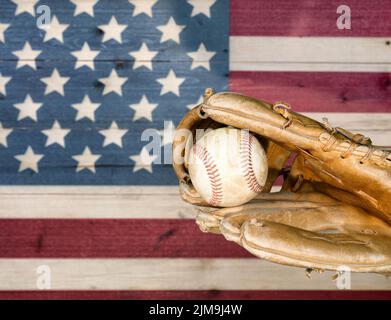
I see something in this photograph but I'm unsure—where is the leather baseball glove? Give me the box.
[172,89,391,275]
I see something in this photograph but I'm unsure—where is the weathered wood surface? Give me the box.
[1,258,390,290]
[0,186,193,218]
[0,185,280,218]
[231,0,391,37]
[0,217,252,258]
[0,0,390,293]
[230,36,391,72]
[0,0,229,185]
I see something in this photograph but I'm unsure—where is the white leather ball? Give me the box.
[188,127,268,207]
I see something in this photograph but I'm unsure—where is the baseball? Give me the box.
[188,127,268,207]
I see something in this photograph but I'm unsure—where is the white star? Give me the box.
[130,95,158,122]
[70,0,98,16]
[188,0,216,18]
[157,69,185,96]
[99,121,128,148]
[0,123,12,147]
[73,147,101,173]
[99,16,127,43]
[71,42,99,70]
[130,147,157,173]
[14,95,42,121]
[129,42,158,70]
[12,0,39,16]
[157,17,185,43]
[99,70,127,96]
[187,95,203,110]
[13,42,41,70]
[15,146,43,173]
[42,121,70,148]
[187,43,216,70]
[43,16,69,43]
[71,95,101,121]
[0,23,10,42]
[158,121,176,146]
[40,69,70,96]
[129,0,158,17]
[0,73,11,96]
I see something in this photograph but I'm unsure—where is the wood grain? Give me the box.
[0,186,192,218]
[1,290,390,300]
[230,71,391,112]
[0,218,252,258]
[302,113,391,146]
[231,0,391,37]
[230,36,391,72]
[0,185,281,218]
[0,258,390,290]
[0,0,390,294]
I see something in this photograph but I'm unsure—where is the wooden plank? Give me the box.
[1,290,390,300]
[0,258,390,290]
[0,219,251,258]
[0,0,229,52]
[230,36,391,72]
[302,113,391,146]
[230,71,391,112]
[304,113,391,131]
[0,61,225,184]
[230,62,391,73]
[0,60,225,127]
[231,0,391,37]
[0,185,278,218]
[0,186,193,219]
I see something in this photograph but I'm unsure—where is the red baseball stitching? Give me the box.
[240,131,263,193]
[193,144,223,206]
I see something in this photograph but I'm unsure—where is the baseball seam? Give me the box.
[240,131,263,193]
[193,144,223,206]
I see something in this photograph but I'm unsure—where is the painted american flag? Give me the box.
[0,0,390,299]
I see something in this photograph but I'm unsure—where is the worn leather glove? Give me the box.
[172,89,391,274]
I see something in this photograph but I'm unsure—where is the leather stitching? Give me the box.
[319,132,391,166]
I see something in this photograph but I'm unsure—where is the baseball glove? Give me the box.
[172,88,391,274]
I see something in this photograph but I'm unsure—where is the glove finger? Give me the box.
[195,211,222,234]
[202,91,322,153]
[253,191,337,204]
[195,202,289,237]
[240,218,391,273]
[197,192,337,217]
[219,203,391,243]
[193,193,339,240]
[179,180,210,206]
[191,195,313,222]
[195,205,231,234]
[220,206,336,243]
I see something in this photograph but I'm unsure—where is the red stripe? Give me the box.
[0,219,251,258]
[0,290,390,300]
[230,72,391,112]
[231,0,391,36]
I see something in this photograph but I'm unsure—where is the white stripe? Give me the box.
[0,185,279,219]
[304,113,391,131]
[303,113,391,146]
[0,186,194,219]
[230,36,391,72]
[2,258,390,290]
